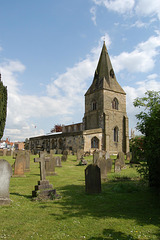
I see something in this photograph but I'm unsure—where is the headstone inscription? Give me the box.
[32,152,57,200]
[0,159,13,205]
[85,164,101,194]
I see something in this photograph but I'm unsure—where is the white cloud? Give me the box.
[136,0,160,20]
[112,33,160,73]
[92,0,135,14]
[124,78,160,136]
[90,6,97,25]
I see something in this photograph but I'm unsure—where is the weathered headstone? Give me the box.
[45,154,57,176]
[57,149,62,154]
[106,158,113,173]
[13,152,25,177]
[24,151,30,172]
[105,151,110,160]
[76,149,84,161]
[61,155,67,161]
[85,164,101,194]
[54,156,62,167]
[32,152,58,200]
[117,152,125,168]
[93,150,105,164]
[50,149,56,155]
[0,159,13,205]
[114,160,121,172]
[98,157,107,179]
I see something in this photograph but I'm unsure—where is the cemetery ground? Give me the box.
[0,154,160,240]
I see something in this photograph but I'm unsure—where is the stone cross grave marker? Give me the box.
[34,151,50,181]
[0,159,13,205]
[32,151,58,200]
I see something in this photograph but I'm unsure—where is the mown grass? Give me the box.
[0,154,160,240]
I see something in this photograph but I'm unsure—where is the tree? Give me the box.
[133,90,160,188]
[50,124,63,133]
[0,79,7,140]
[24,138,29,150]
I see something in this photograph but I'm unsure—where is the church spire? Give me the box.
[85,41,125,95]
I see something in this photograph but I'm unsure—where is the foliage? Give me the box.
[133,90,160,188]
[24,138,29,150]
[50,124,63,133]
[0,80,7,140]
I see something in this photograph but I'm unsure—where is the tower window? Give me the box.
[114,126,119,142]
[112,98,119,110]
[92,101,97,110]
[91,137,99,148]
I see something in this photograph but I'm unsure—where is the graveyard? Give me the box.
[0,152,160,240]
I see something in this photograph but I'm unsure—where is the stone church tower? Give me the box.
[83,42,129,154]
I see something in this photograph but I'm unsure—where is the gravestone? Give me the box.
[32,151,58,200]
[85,164,101,194]
[114,160,121,172]
[106,158,113,173]
[61,155,67,162]
[93,150,105,164]
[76,149,84,161]
[3,149,7,156]
[54,156,62,167]
[98,157,107,179]
[24,151,30,172]
[50,149,56,155]
[45,154,57,176]
[0,159,13,205]
[117,152,125,168]
[57,149,62,154]
[13,152,25,177]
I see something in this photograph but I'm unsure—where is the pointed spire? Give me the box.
[85,42,125,95]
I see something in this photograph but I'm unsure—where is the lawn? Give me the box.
[0,154,160,240]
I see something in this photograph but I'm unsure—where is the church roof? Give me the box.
[85,42,125,95]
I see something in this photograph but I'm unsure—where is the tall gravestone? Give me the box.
[13,152,25,177]
[76,149,84,161]
[85,164,101,194]
[54,156,62,167]
[98,157,107,179]
[0,159,13,205]
[117,152,125,168]
[114,159,121,172]
[106,158,113,173]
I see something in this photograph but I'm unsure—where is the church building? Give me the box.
[29,42,129,154]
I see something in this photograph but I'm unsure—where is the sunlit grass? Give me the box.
[0,154,159,240]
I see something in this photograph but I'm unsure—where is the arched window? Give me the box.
[92,101,97,110]
[91,137,99,148]
[114,126,119,142]
[112,98,119,110]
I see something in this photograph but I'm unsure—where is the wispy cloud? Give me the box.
[112,33,160,73]
[90,6,97,25]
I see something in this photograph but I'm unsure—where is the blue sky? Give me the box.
[0,0,160,141]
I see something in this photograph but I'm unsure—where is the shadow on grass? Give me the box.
[10,192,32,199]
[49,180,160,228]
[87,228,138,240]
